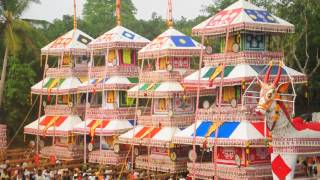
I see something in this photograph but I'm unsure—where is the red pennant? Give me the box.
[272,155,291,180]
[209,80,213,87]
[47,95,51,103]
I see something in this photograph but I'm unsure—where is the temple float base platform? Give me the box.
[88,150,129,165]
[135,154,188,173]
[40,145,83,161]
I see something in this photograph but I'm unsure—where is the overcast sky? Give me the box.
[22,0,213,22]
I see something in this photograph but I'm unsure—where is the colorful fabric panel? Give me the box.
[171,36,196,47]
[244,9,277,23]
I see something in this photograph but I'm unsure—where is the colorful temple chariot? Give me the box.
[73,0,150,166]
[172,0,307,179]
[24,0,93,161]
[117,0,208,173]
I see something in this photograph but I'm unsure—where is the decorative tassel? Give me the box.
[209,80,213,87]
[30,92,32,105]
[305,83,308,98]
[241,80,246,90]
[47,95,51,103]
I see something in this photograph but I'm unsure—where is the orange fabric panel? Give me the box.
[40,116,54,126]
[134,127,150,138]
[146,128,161,139]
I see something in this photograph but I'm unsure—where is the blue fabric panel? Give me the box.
[244,9,277,23]
[193,121,212,137]
[171,36,196,47]
[215,122,240,138]
[122,31,135,40]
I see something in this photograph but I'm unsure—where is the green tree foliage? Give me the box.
[82,0,137,37]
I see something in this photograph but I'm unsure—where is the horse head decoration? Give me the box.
[255,62,320,180]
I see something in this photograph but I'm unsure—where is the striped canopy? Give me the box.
[88,25,150,50]
[31,77,83,95]
[78,76,139,92]
[183,64,307,87]
[173,120,268,147]
[24,115,83,136]
[118,126,181,148]
[41,29,93,56]
[192,0,294,36]
[139,28,202,58]
[73,119,133,135]
[127,81,189,98]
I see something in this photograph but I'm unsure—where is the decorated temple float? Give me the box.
[117,0,213,173]
[73,0,150,166]
[24,4,93,161]
[172,0,307,179]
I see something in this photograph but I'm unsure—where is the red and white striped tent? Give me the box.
[24,115,82,136]
[119,126,181,148]
[73,119,133,136]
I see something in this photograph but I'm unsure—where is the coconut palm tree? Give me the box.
[0,0,39,108]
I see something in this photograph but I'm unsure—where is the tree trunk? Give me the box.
[0,47,9,108]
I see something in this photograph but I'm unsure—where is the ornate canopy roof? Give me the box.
[139,28,202,59]
[192,0,294,36]
[41,29,94,56]
[88,25,150,50]
[183,64,307,88]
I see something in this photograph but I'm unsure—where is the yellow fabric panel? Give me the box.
[107,91,115,103]
[159,58,167,70]
[123,49,132,64]
[79,77,88,83]
[105,136,114,146]
[226,36,235,52]
[158,98,167,111]
[62,95,69,104]
[108,50,116,63]
[62,55,71,66]
[223,86,236,102]
[210,65,223,80]
[205,122,222,137]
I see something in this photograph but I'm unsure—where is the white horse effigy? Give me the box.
[255,63,320,180]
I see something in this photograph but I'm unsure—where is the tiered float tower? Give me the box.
[24,0,93,161]
[117,0,211,173]
[173,0,307,179]
[73,0,150,165]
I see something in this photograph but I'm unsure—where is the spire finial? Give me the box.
[73,0,77,31]
[166,0,173,28]
[116,0,121,26]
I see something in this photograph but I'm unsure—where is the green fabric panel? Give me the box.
[203,68,215,78]
[139,83,149,91]
[223,66,235,77]
[236,86,241,99]
[43,78,53,88]
[128,77,139,83]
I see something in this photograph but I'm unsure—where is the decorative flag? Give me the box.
[272,155,291,180]
[122,31,135,40]
[244,9,277,23]
[171,36,195,47]
[77,34,92,45]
